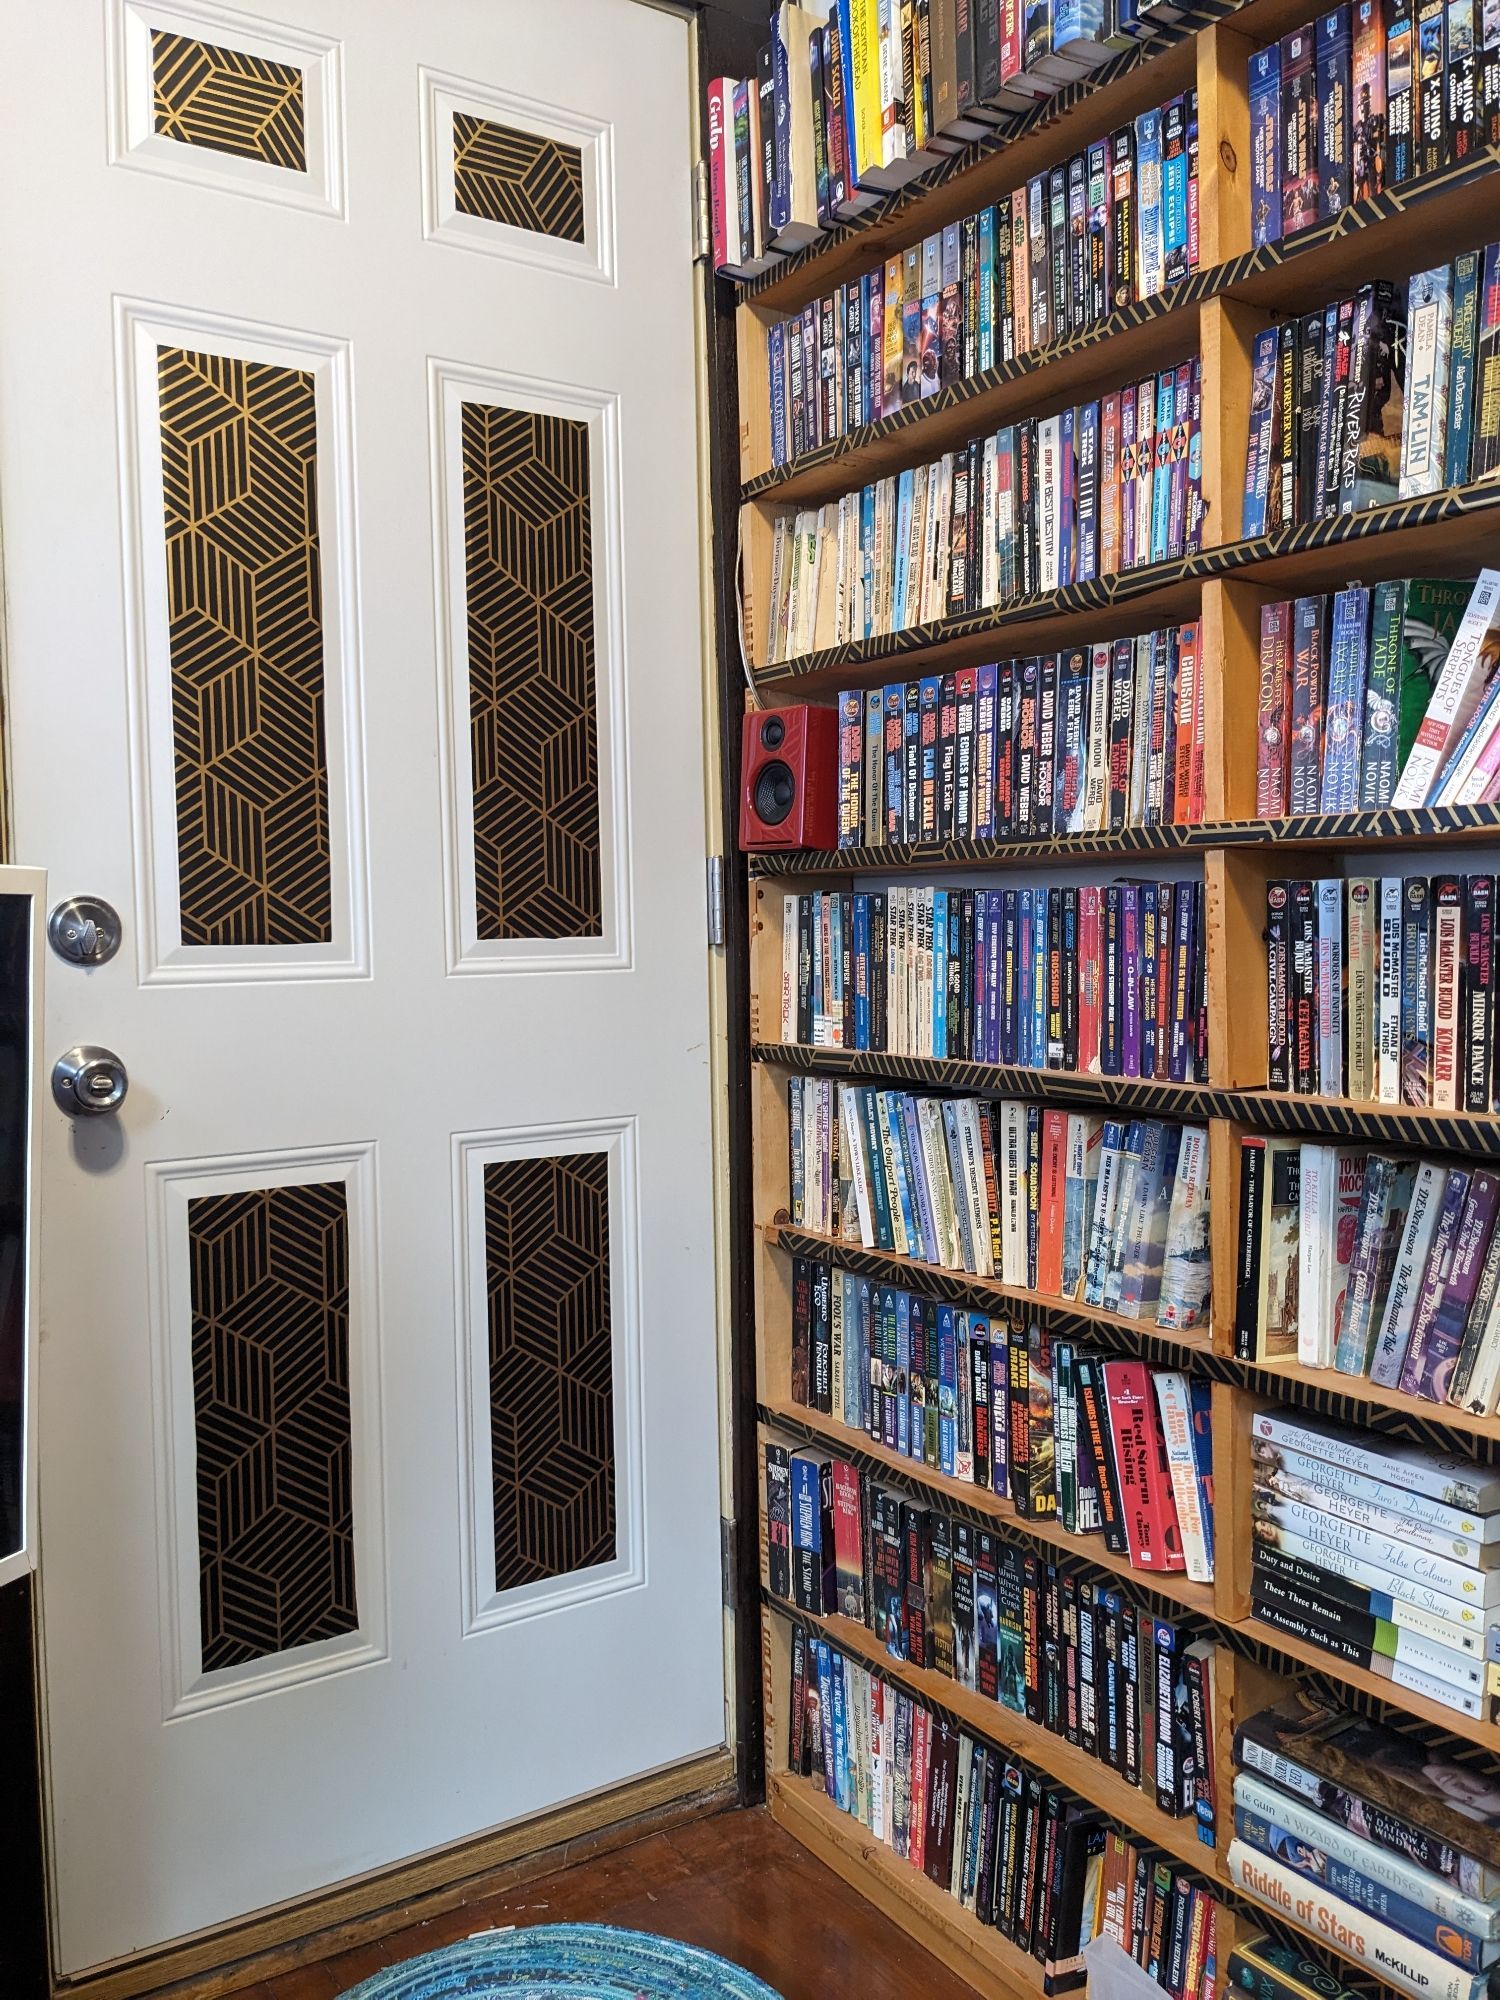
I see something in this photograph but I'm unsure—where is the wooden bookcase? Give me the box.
[724,0,1500,1992]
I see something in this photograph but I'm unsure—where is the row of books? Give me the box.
[1246,1410,1500,1735]
[768,1438,1218,1815]
[784,1623,1222,1994]
[762,93,1202,464]
[780,878,1209,1078]
[788,1078,1214,1328]
[1241,279,1403,529]
[761,361,1205,663]
[708,0,1181,279]
[1250,3,1500,249]
[1233,1143,1500,1415]
[1264,873,1498,1109]
[1233,1674,1500,1999]
[832,627,1208,850]
[786,1255,1216,1572]
[1252,576,1500,817]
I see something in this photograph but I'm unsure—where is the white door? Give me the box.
[0,0,725,1975]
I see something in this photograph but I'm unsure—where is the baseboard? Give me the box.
[56,1748,737,2000]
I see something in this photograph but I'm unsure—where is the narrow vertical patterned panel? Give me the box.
[462,402,602,940]
[190,1182,356,1669]
[486,1153,616,1591]
[152,29,308,171]
[159,345,333,946]
[451,112,586,244]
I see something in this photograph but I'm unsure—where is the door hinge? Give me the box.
[706,853,725,948]
[692,158,712,265]
[721,1516,737,1610]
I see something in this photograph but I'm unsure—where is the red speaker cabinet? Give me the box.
[738,704,839,852]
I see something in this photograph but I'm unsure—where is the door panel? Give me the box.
[0,0,723,1974]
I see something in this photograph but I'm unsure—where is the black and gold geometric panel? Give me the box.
[462,401,602,940]
[189,1181,356,1671]
[159,345,333,948]
[485,1152,616,1592]
[452,112,585,244]
[152,29,308,173]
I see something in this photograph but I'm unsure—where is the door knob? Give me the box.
[52,1046,128,1117]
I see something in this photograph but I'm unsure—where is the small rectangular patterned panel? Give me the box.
[152,29,308,172]
[190,1181,356,1670]
[452,112,585,244]
[462,402,602,939]
[486,1153,616,1592]
[160,345,333,946]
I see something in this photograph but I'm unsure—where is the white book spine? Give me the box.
[1460,1284,1500,1417]
[981,439,999,609]
[1256,1471,1495,1563]
[1153,1370,1212,1581]
[1233,1774,1499,1937]
[1251,1403,1500,1509]
[1002,1102,1027,1286]
[1257,1500,1500,1601]
[1084,1133,1124,1307]
[1398,277,1452,499]
[1432,889,1464,1109]
[1261,1522,1491,1625]
[1316,879,1344,1097]
[1084,642,1112,831]
[1298,1143,1331,1367]
[873,1094,908,1257]
[781,893,798,1042]
[1252,1432,1500,1540]
[1225,1841,1489,2000]
[1392,570,1500,806]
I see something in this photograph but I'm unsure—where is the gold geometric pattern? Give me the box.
[485,1153,616,1592]
[152,29,308,173]
[159,345,333,947]
[190,1181,356,1670]
[462,402,602,940]
[452,112,585,244]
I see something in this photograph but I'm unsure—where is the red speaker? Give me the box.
[738,704,839,852]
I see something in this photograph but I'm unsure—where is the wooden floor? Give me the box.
[228,1807,977,2000]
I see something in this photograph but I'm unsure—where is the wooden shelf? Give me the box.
[766,1596,1224,1879]
[767,1767,1051,1997]
[763,1219,1214,1367]
[757,1041,1500,1161]
[749,479,1500,692]
[1230,1351,1500,1447]
[759,1394,1219,1621]
[1230,1611,1500,1754]
[747,803,1500,875]
[744,152,1500,503]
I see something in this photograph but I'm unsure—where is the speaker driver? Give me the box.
[753,759,796,827]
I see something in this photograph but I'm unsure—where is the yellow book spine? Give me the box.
[849,0,882,180]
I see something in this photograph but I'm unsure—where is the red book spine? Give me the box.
[908,1705,930,1873]
[1037,1109,1068,1294]
[1103,1360,1186,1571]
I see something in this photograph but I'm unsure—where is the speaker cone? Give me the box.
[753,759,796,827]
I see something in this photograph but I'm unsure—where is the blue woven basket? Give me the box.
[340,1923,785,1999]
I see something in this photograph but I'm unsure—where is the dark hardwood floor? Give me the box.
[229,1808,977,2000]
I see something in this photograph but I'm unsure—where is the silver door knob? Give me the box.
[52,1046,128,1117]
